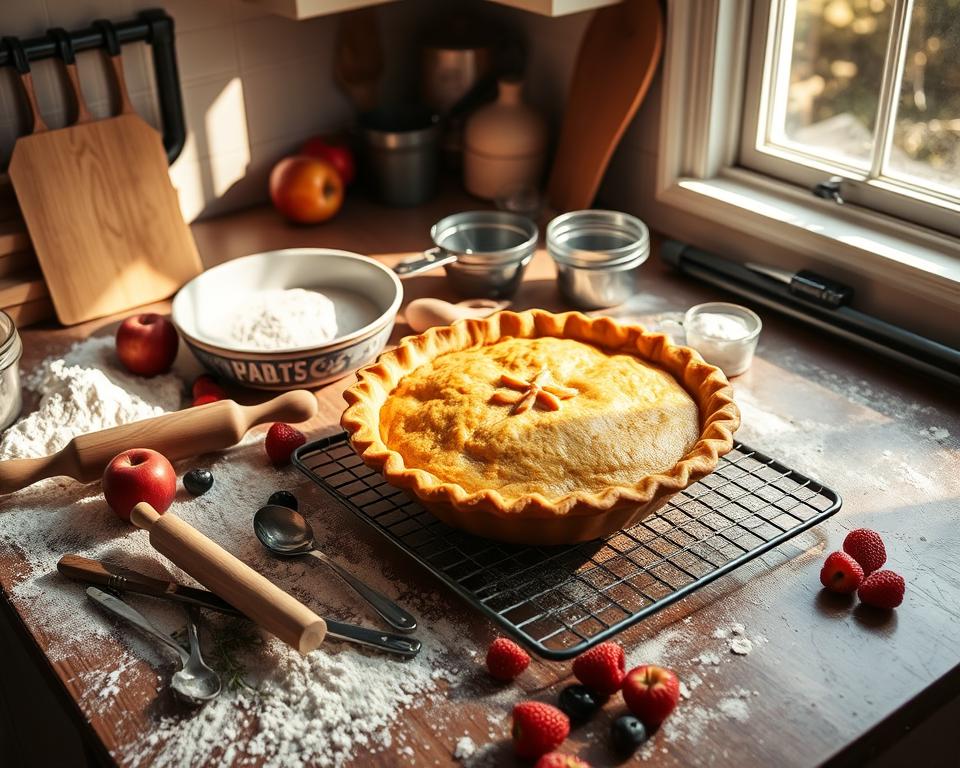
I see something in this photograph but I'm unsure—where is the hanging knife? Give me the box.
[57,554,421,658]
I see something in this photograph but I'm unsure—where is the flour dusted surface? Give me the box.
[0,336,466,767]
[0,336,182,459]
[228,288,338,351]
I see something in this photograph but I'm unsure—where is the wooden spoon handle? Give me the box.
[48,27,93,124]
[130,504,326,654]
[2,37,48,134]
[0,390,318,494]
[93,19,135,116]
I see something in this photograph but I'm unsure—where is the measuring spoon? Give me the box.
[254,504,417,633]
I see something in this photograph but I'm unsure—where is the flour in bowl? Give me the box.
[229,288,338,350]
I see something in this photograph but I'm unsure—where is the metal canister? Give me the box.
[0,310,23,431]
[360,108,441,207]
[547,210,650,309]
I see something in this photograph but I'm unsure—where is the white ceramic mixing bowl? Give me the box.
[172,249,402,390]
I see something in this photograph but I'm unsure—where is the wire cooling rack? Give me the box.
[294,434,841,660]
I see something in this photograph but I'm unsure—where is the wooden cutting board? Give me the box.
[545,0,664,213]
[5,32,201,325]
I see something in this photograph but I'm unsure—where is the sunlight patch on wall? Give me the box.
[206,77,250,197]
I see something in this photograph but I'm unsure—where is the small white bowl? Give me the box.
[683,301,762,377]
[172,248,402,390]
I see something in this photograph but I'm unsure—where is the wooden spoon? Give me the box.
[545,0,664,212]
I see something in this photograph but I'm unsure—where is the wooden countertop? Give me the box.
[3,191,959,767]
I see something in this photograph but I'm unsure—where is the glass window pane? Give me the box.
[886,0,960,197]
[767,0,893,168]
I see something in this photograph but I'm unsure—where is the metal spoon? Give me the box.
[254,504,417,633]
[174,606,221,702]
[87,587,221,704]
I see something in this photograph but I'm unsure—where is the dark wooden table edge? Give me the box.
[0,587,115,767]
[824,661,960,767]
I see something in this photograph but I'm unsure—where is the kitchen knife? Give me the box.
[58,555,421,658]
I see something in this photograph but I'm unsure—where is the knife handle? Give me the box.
[59,554,130,589]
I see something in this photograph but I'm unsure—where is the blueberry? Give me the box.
[610,715,648,755]
[267,490,298,511]
[558,684,602,724]
[183,468,213,496]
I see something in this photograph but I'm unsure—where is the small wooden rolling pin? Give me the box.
[0,390,318,495]
[130,502,327,654]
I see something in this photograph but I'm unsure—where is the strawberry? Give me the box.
[486,637,530,681]
[621,665,680,728]
[512,701,570,759]
[192,374,227,401]
[843,528,886,575]
[265,422,307,466]
[819,551,864,594]
[572,642,625,697]
[535,753,591,768]
[192,393,222,407]
[858,569,905,609]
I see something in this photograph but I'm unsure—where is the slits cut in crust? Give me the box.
[341,309,740,544]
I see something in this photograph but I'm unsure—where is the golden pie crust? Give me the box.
[342,310,740,544]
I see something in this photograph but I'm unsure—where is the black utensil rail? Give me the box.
[294,433,841,660]
[0,9,185,163]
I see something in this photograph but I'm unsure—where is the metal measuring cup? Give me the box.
[394,211,538,298]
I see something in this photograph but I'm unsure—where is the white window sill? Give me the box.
[655,170,960,308]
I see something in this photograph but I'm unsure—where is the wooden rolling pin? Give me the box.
[130,503,326,654]
[0,390,318,494]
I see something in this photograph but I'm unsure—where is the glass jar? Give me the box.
[547,210,650,309]
[0,310,23,431]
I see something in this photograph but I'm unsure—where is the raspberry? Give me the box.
[512,701,570,759]
[535,753,591,768]
[571,642,625,697]
[843,528,887,575]
[486,637,530,681]
[621,665,681,728]
[858,569,905,609]
[192,374,227,401]
[265,422,307,466]
[819,551,864,594]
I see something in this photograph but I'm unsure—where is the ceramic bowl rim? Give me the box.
[171,248,403,356]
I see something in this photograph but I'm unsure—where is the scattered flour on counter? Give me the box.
[1,338,471,768]
[227,288,338,351]
[0,336,182,459]
[729,637,753,656]
[454,736,477,761]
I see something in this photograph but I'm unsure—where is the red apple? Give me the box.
[102,449,177,522]
[301,136,355,186]
[116,313,179,377]
[269,155,344,224]
[621,664,681,727]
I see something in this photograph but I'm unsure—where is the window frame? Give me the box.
[738,0,960,238]
[653,0,960,317]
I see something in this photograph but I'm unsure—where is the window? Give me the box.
[650,1,960,345]
[741,0,960,236]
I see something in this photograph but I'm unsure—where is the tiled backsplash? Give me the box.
[0,0,439,221]
[0,0,648,223]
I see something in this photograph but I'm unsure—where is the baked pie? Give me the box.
[342,310,739,544]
